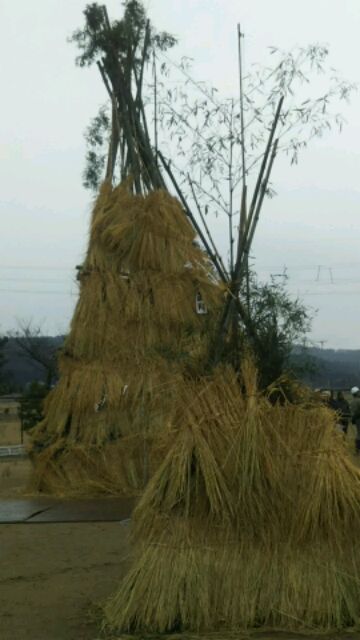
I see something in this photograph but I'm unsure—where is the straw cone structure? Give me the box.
[104,362,360,634]
[30,182,221,495]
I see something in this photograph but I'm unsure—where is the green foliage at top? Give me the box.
[83,105,110,190]
[70,1,176,69]
[70,0,176,190]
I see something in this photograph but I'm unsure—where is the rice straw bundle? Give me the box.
[104,362,360,634]
[30,182,221,496]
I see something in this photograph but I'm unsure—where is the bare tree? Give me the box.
[11,322,60,390]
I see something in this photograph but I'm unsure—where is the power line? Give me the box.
[0,277,72,284]
[2,261,360,275]
[292,278,360,285]
[0,265,74,272]
[0,289,77,296]
[1,286,359,298]
[295,290,360,297]
[257,261,360,272]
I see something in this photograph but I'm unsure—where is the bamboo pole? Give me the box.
[237,185,247,261]
[210,97,283,365]
[135,20,150,106]
[105,98,120,181]
[228,99,234,275]
[237,24,247,188]
[211,140,280,365]
[123,31,166,190]
[243,96,283,246]
[153,49,159,163]
[243,138,279,269]
[98,13,144,193]
[98,56,142,194]
[237,24,249,310]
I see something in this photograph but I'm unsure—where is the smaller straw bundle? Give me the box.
[30,183,222,496]
[104,362,360,634]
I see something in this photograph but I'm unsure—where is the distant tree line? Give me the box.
[1,331,360,394]
[290,346,360,390]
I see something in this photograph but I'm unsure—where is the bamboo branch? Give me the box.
[160,51,227,115]
[158,151,228,283]
[187,174,229,280]
[188,176,228,214]
[161,101,229,166]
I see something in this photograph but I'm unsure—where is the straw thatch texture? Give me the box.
[104,364,360,634]
[30,183,222,495]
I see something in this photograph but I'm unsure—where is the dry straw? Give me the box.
[30,182,222,495]
[104,361,360,634]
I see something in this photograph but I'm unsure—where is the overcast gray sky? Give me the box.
[1,0,360,348]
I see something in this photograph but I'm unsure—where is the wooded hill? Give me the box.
[1,336,359,391]
[291,346,360,389]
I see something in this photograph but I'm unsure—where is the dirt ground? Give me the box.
[0,398,24,446]
[0,458,33,498]
[0,399,38,499]
[0,413,132,640]
[1,409,360,640]
[1,462,360,640]
[1,514,360,640]
[0,520,131,640]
